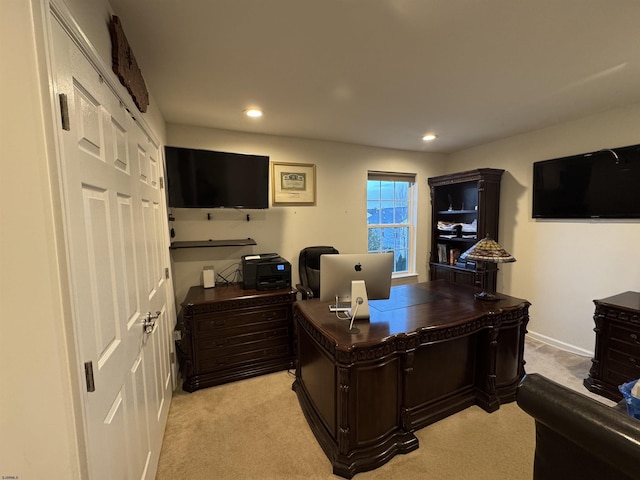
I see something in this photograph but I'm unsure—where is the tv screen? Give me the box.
[532,144,640,219]
[165,146,269,209]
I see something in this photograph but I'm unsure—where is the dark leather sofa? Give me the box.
[516,373,640,480]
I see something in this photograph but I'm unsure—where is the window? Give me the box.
[367,171,416,274]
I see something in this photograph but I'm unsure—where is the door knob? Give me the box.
[143,311,161,334]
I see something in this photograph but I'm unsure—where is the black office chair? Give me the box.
[296,246,339,299]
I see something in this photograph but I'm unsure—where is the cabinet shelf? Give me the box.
[436,236,477,242]
[437,209,477,215]
[428,169,504,289]
[430,262,475,272]
[170,238,257,249]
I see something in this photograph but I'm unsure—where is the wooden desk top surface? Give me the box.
[294,280,530,349]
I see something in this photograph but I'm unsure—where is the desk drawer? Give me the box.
[193,305,290,336]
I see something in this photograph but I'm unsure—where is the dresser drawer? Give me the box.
[196,317,291,342]
[605,347,640,380]
[197,342,292,372]
[193,305,290,336]
[609,323,640,348]
[196,326,290,353]
[610,336,640,358]
[603,366,635,389]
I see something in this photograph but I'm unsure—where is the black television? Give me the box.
[532,144,640,219]
[165,146,269,209]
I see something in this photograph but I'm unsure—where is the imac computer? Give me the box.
[319,252,393,323]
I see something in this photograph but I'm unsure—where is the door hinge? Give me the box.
[59,93,70,131]
[84,361,95,392]
[165,267,170,279]
[159,176,164,189]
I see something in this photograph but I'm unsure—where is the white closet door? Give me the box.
[52,16,172,480]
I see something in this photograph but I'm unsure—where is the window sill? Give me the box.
[391,272,419,286]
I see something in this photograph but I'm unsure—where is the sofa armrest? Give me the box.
[517,373,640,480]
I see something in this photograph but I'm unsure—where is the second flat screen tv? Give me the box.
[532,144,640,219]
[165,146,269,209]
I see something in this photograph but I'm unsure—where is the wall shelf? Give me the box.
[169,238,257,249]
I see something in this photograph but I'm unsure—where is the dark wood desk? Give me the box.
[292,281,530,478]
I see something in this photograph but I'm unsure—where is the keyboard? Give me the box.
[329,302,351,312]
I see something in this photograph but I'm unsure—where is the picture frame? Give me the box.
[272,162,317,205]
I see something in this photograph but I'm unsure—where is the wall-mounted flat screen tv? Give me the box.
[165,146,269,209]
[532,144,640,219]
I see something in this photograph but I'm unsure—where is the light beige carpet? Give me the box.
[155,336,612,479]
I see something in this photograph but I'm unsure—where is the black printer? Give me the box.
[241,253,291,290]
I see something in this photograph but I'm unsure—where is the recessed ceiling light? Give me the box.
[422,133,437,141]
[245,108,263,118]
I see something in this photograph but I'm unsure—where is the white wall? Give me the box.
[167,124,446,304]
[448,103,640,355]
[0,0,168,478]
[0,1,82,478]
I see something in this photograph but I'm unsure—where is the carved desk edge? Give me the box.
[293,302,530,365]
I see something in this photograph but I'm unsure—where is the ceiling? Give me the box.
[107,0,640,153]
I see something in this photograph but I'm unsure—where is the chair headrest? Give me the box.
[300,246,338,270]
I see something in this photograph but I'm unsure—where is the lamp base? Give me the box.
[474,290,500,301]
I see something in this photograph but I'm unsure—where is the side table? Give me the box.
[584,291,640,401]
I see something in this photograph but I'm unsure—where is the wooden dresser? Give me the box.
[177,283,297,392]
[584,291,640,401]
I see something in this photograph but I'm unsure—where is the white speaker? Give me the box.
[202,266,215,288]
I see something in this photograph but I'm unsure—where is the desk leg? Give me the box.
[477,327,500,412]
[400,350,415,430]
[337,366,351,457]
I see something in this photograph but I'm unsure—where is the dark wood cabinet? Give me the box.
[428,168,504,290]
[177,284,297,392]
[584,291,640,401]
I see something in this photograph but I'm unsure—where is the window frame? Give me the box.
[367,171,417,276]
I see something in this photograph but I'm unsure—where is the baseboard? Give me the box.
[526,331,594,358]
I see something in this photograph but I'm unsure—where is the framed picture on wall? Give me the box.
[272,162,317,205]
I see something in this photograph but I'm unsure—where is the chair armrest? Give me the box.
[517,373,640,480]
[296,284,314,300]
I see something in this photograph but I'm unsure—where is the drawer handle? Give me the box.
[630,333,638,342]
[214,319,225,327]
[215,339,226,346]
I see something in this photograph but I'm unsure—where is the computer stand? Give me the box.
[347,280,369,333]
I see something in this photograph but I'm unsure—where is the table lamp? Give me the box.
[460,236,515,301]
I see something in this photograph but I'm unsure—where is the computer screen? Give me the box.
[319,252,393,303]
